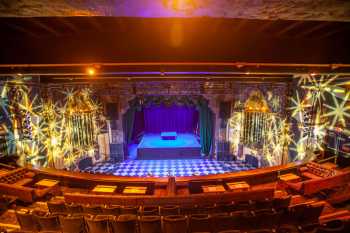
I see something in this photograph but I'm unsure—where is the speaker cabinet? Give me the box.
[219,101,231,119]
[105,102,119,120]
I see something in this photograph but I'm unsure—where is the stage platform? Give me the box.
[137,133,201,160]
[83,159,255,177]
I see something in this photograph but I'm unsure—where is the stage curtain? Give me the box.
[143,106,198,133]
[123,96,213,157]
[198,99,214,156]
[122,107,136,155]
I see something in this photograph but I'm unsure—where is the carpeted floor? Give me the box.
[83,159,255,177]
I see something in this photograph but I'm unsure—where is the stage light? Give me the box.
[86,67,96,76]
[310,72,316,76]
[164,0,196,11]
[333,88,345,93]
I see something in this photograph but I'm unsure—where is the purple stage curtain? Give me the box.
[143,105,198,133]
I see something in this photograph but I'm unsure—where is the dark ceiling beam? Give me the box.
[4,22,39,38]
[88,17,102,31]
[276,21,303,36]
[319,25,350,38]
[296,22,331,37]
[256,20,275,33]
[28,18,61,36]
[232,19,247,33]
[0,62,349,69]
[56,17,79,34]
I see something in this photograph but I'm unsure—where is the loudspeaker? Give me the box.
[105,103,118,120]
[219,101,231,119]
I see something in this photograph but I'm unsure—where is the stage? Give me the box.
[137,133,201,160]
[83,159,255,177]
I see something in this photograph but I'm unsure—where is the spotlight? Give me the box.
[86,67,96,76]
[310,72,316,76]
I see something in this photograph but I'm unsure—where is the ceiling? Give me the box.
[1,0,350,21]
[0,1,349,83]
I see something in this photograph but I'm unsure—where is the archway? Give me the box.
[122,95,214,160]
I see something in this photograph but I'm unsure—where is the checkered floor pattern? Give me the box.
[83,159,255,177]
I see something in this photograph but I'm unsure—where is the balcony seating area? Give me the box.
[283,164,350,197]
[10,198,343,233]
[0,161,350,232]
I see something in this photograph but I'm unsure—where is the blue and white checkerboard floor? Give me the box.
[83,159,255,177]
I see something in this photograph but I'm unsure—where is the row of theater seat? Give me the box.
[47,196,292,216]
[13,208,349,233]
[14,199,327,233]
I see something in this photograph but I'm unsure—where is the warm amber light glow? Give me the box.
[164,0,196,11]
[86,67,96,76]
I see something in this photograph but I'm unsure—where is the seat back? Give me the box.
[83,205,102,215]
[189,214,211,233]
[301,203,324,224]
[60,215,86,233]
[142,206,159,216]
[102,205,121,216]
[210,213,235,233]
[65,203,83,214]
[139,215,162,233]
[120,205,139,215]
[15,210,40,231]
[163,215,187,233]
[254,209,281,228]
[317,219,345,233]
[48,201,66,214]
[111,214,137,233]
[273,196,291,211]
[85,215,110,233]
[255,198,273,210]
[37,215,61,232]
[160,205,180,216]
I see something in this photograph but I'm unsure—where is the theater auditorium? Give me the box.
[0,1,350,233]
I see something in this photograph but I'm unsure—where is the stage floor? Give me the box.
[83,159,255,177]
[137,133,201,159]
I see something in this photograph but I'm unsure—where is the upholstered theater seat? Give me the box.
[82,204,103,215]
[111,214,138,233]
[120,205,139,215]
[36,214,61,232]
[160,205,180,216]
[85,215,110,233]
[163,215,188,233]
[139,215,162,233]
[189,214,211,233]
[48,200,67,214]
[59,214,86,233]
[142,206,159,216]
[210,213,235,233]
[65,203,83,214]
[15,210,40,232]
[102,205,121,216]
